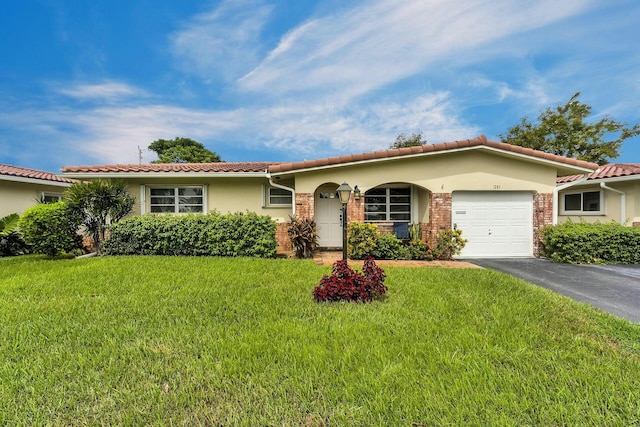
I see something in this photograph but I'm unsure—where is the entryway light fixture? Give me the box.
[336,182,353,260]
[353,185,361,200]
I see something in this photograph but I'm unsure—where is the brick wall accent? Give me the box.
[347,195,365,223]
[295,193,314,220]
[533,192,553,257]
[426,193,452,247]
[275,222,291,255]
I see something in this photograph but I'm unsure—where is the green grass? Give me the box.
[1,256,639,426]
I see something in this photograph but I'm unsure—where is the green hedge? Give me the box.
[103,212,277,258]
[541,221,640,264]
[18,202,82,257]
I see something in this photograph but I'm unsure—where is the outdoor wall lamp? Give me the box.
[353,185,361,200]
[336,182,353,260]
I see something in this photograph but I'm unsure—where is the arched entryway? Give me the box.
[315,183,342,248]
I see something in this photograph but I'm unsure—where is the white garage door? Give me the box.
[452,192,533,258]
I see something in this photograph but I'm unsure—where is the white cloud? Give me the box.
[238,0,589,99]
[55,81,146,101]
[169,0,273,82]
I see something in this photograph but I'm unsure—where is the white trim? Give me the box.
[61,172,266,179]
[39,191,63,203]
[148,185,205,214]
[267,173,295,217]
[553,172,591,224]
[560,189,604,216]
[203,184,209,212]
[270,145,596,176]
[600,182,625,224]
[1,175,74,187]
[139,185,146,214]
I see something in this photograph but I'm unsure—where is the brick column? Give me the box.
[275,222,292,254]
[533,193,553,257]
[426,193,452,247]
[347,194,364,224]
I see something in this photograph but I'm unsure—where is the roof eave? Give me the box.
[60,171,269,179]
[558,174,640,186]
[1,174,75,187]
[270,145,597,176]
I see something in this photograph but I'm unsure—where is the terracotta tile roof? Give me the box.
[61,162,278,174]
[268,135,599,173]
[557,163,640,183]
[0,163,76,184]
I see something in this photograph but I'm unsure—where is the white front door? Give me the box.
[316,189,343,247]
[452,191,533,257]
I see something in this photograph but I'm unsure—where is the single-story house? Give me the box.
[0,164,76,218]
[61,135,599,258]
[557,163,640,226]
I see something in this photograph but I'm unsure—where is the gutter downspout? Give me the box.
[553,172,593,225]
[266,171,296,217]
[600,182,625,224]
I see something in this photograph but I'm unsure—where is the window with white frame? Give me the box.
[562,190,603,214]
[364,186,411,222]
[267,186,292,206]
[149,187,204,213]
[40,192,62,204]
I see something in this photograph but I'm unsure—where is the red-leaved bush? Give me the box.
[313,257,387,303]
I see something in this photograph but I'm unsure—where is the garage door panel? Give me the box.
[452,192,533,258]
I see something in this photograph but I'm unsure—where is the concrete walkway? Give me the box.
[313,251,481,268]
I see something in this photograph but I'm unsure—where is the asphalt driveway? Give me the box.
[467,258,640,323]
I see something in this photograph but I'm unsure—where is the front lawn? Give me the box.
[1,256,639,425]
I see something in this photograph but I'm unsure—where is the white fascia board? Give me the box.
[1,175,74,187]
[270,145,596,176]
[61,172,268,179]
[556,174,640,187]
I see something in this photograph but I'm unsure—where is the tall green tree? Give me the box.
[390,132,427,149]
[500,92,640,165]
[148,137,221,163]
[64,180,135,254]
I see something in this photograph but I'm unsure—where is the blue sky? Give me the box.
[1,0,639,173]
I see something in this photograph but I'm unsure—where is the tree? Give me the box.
[390,132,427,149]
[148,137,221,163]
[500,92,640,165]
[64,180,135,254]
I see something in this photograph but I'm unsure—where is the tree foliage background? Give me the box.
[500,93,640,165]
[390,132,427,149]
[149,137,221,163]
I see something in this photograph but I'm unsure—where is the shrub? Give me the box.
[432,226,467,260]
[542,220,640,264]
[104,211,277,258]
[313,257,387,303]
[64,179,135,254]
[406,239,432,260]
[348,223,379,259]
[287,216,318,258]
[0,213,29,257]
[374,233,409,260]
[18,202,81,257]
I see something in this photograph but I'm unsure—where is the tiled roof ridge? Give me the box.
[62,161,279,173]
[268,135,598,173]
[0,163,76,183]
[556,163,640,183]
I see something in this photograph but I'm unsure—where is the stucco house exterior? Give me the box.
[61,136,598,258]
[0,164,76,218]
[557,163,640,227]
